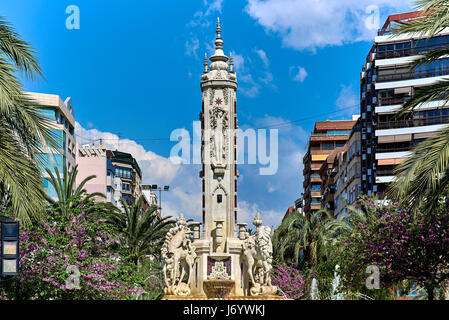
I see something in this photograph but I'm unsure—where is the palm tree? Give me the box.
[0,16,57,224]
[272,210,348,268]
[45,165,107,216]
[103,195,175,266]
[388,0,449,211]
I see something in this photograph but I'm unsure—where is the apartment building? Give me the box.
[76,145,118,205]
[361,11,449,197]
[76,145,145,210]
[108,150,143,210]
[302,119,357,215]
[334,120,362,217]
[319,146,346,216]
[27,92,76,199]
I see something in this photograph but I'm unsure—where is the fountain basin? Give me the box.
[203,280,235,299]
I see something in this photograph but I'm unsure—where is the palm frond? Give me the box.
[393,1,449,37]
[388,125,449,211]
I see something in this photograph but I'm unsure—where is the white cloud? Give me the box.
[188,0,224,28]
[232,49,275,96]
[231,51,246,72]
[259,71,274,85]
[290,66,308,83]
[205,0,224,16]
[186,37,200,58]
[245,0,412,51]
[336,84,359,117]
[255,48,269,67]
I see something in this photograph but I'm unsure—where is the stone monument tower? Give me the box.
[192,17,246,296]
[162,18,278,299]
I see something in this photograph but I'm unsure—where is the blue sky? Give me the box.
[1,0,414,227]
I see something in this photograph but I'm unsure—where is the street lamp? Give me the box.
[143,184,170,217]
[0,217,19,277]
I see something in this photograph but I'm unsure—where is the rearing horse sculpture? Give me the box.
[162,214,197,296]
[241,213,277,296]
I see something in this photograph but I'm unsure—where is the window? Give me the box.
[217,194,222,203]
[115,167,132,179]
[37,108,56,120]
[322,143,334,150]
[327,130,351,135]
[49,129,64,149]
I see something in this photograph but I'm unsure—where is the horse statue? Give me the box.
[161,213,197,296]
[241,212,277,296]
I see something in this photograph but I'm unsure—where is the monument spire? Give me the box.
[203,53,209,73]
[210,17,228,63]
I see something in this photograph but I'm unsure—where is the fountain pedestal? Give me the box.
[203,280,235,299]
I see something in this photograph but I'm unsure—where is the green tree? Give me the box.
[0,16,57,225]
[103,195,175,266]
[44,165,110,217]
[389,0,449,211]
[272,210,347,269]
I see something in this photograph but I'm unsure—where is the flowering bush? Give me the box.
[340,197,449,300]
[0,209,149,300]
[271,263,306,299]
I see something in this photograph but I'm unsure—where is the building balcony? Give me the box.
[311,177,321,183]
[377,168,395,176]
[376,144,415,153]
[311,191,321,197]
[377,115,449,130]
[376,41,449,60]
[378,97,407,106]
[377,68,449,83]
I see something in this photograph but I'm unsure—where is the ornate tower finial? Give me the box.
[204,53,209,73]
[216,17,222,39]
[210,17,228,65]
[253,212,263,227]
[229,53,234,73]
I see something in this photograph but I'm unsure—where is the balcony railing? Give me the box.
[311,132,351,137]
[377,169,395,176]
[376,144,415,153]
[378,97,407,106]
[377,115,449,130]
[377,68,449,83]
[376,42,449,60]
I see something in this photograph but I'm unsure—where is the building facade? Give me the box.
[76,145,144,210]
[302,120,356,215]
[108,150,143,210]
[334,120,362,217]
[361,11,449,197]
[27,92,76,199]
[319,146,346,216]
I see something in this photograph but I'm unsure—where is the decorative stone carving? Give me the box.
[208,261,231,280]
[209,104,229,165]
[215,70,223,79]
[209,89,215,106]
[223,88,229,105]
[162,214,197,296]
[241,212,278,296]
